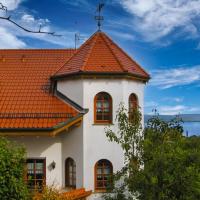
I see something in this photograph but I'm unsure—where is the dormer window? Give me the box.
[94,92,112,124]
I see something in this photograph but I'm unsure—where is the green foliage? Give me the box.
[0,137,29,200]
[33,185,63,200]
[106,104,142,166]
[105,104,200,200]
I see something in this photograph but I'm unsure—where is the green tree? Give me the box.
[105,104,200,200]
[0,137,29,200]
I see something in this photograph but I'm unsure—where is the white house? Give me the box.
[0,31,150,199]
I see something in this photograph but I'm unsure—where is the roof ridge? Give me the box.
[53,32,98,76]
[0,49,75,51]
[53,51,77,76]
[51,31,150,80]
[80,33,99,71]
[100,33,127,72]
[52,52,76,76]
[102,32,150,77]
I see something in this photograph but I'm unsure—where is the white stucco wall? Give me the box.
[82,79,144,191]
[10,136,63,188]
[10,127,84,190]
[58,79,84,107]
[61,125,84,189]
[6,77,145,199]
[57,78,145,193]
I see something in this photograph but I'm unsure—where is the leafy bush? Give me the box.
[32,185,73,200]
[0,137,29,200]
[105,104,200,200]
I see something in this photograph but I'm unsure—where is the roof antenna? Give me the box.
[95,2,105,31]
[75,33,86,50]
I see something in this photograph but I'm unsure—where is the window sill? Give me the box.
[92,123,114,126]
[63,186,76,191]
[94,189,108,193]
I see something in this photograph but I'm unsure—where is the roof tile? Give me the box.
[0,32,150,129]
[0,49,78,129]
[54,31,150,79]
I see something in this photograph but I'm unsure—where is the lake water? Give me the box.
[144,122,200,136]
[183,122,200,136]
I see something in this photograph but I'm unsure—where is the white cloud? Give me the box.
[118,0,200,42]
[0,0,27,48]
[159,105,187,115]
[150,65,200,89]
[108,30,135,40]
[145,101,158,108]
[21,14,50,25]
[58,0,94,12]
[0,26,26,48]
[59,0,90,7]
[16,13,77,47]
[173,98,183,103]
[146,101,200,115]
[17,13,52,34]
[162,97,184,103]
[0,0,81,48]
[21,14,36,23]
[158,105,200,115]
[0,10,77,48]
[0,0,24,10]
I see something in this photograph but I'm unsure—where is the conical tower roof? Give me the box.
[53,31,150,81]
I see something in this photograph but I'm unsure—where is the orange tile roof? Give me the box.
[0,32,149,130]
[53,31,150,80]
[33,188,92,200]
[0,49,79,129]
[62,188,92,199]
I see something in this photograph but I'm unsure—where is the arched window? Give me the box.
[94,92,112,124]
[95,159,113,191]
[65,158,76,188]
[129,93,138,120]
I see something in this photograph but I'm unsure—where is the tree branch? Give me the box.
[0,3,7,13]
[0,3,62,37]
[0,16,62,36]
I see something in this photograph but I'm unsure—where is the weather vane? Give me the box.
[95,2,105,31]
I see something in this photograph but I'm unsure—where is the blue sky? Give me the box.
[0,0,200,115]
